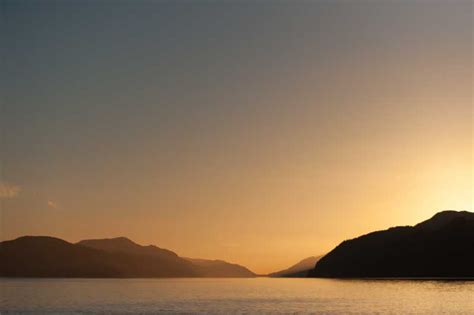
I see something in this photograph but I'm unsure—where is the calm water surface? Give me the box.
[1,278,473,314]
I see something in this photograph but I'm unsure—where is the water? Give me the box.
[1,278,473,314]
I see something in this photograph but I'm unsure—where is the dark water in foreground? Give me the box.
[1,278,473,314]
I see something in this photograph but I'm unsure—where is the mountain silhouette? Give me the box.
[268,256,323,277]
[77,237,179,260]
[184,257,255,277]
[0,236,197,277]
[309,210,474,278]
[0,236,255,278]
[79,237,255,277]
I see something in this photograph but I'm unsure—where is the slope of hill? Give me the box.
[268,256,322,277]
[309,210,474,278]
[79,237,256,277]
[77,237,179,260]
[0,236,256,278]
[0,236,197,277]
[184,257,256,277]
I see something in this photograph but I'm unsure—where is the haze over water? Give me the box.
[2,278,474,314]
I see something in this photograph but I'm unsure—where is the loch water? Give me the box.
[1,277,473,314]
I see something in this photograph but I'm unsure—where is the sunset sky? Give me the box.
[1,0,472,274]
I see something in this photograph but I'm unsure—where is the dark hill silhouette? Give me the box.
[0,236,256,278]
[184,257,255,277]
[0,236,118,277]
[309,210,474,278]
[77,237,179,260]
[79,237,256,277]
[0,236,197,277]
[268,256,323,277]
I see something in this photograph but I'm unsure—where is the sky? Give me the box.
[1,0,472,274]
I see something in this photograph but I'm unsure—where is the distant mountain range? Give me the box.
[2,210,472,279]
[268,256,323,277]
[0,236,255,278]
[309,210,474,278]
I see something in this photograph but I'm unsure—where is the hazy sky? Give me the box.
[1,0,472,273]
